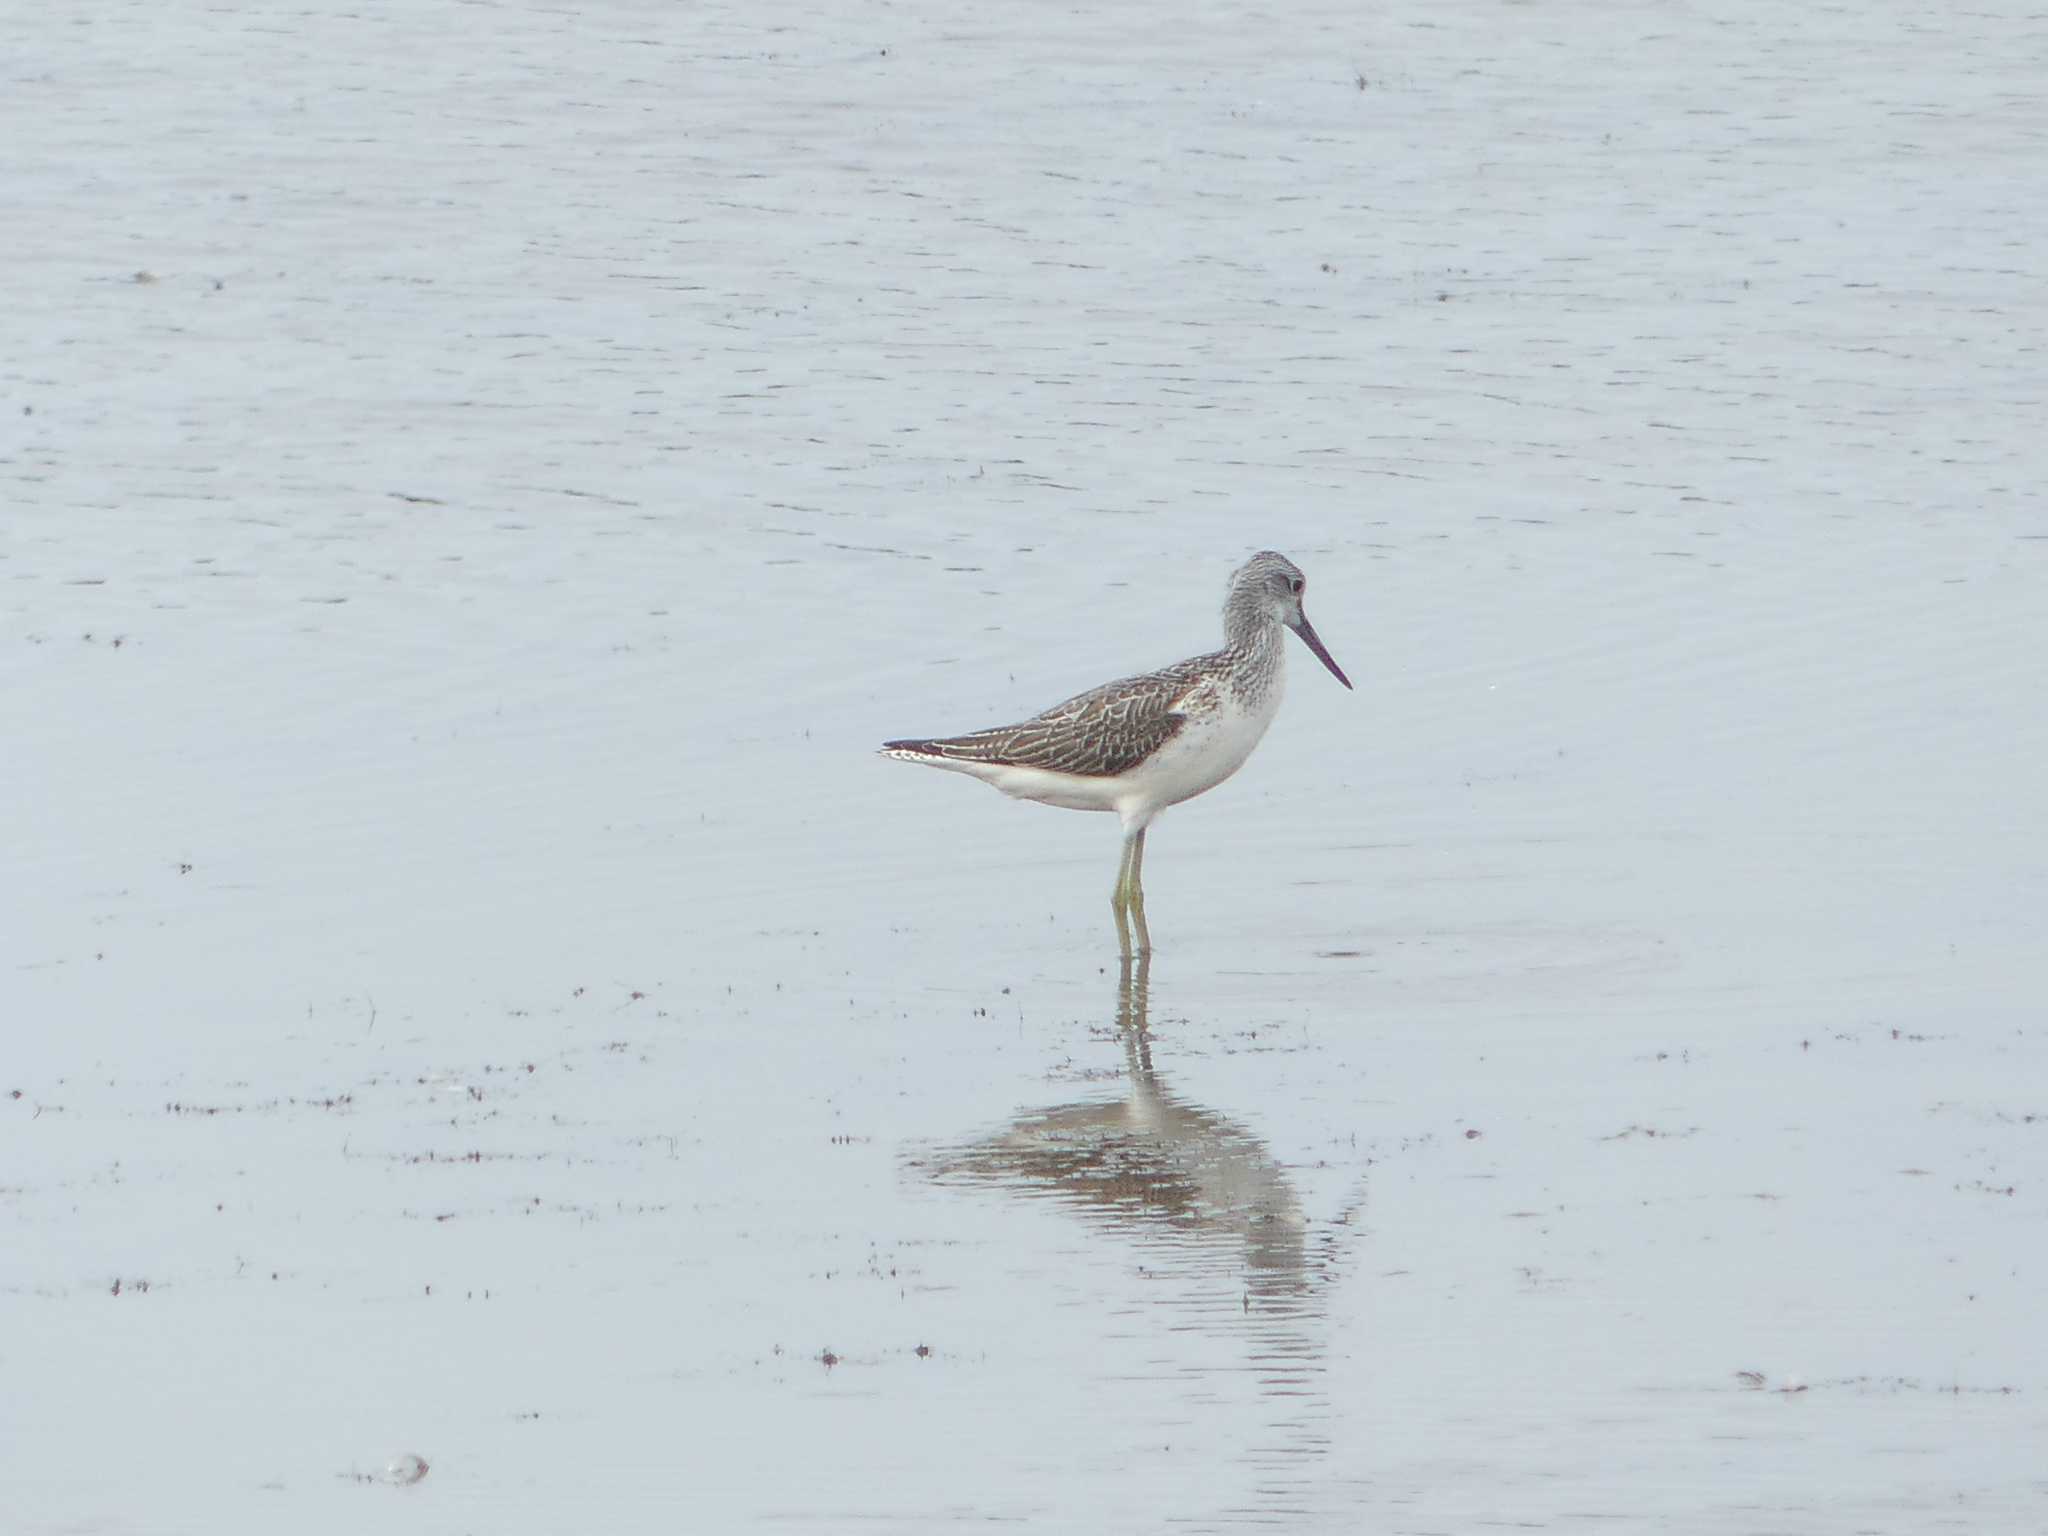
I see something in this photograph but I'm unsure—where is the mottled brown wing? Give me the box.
[885,657,1216,779]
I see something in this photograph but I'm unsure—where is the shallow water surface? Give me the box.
[7,0,2048,1530]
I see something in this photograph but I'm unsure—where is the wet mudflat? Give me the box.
[7,0,2048,1530]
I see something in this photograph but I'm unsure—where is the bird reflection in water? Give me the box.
[915,957,1368,1441]
[923,955,1332,1316]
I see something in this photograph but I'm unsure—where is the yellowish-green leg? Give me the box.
[1111,832,1136,957]
[1126,827,1151,955]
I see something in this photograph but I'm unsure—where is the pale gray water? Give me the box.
[6,0,2047,1530]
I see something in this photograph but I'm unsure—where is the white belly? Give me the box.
[1114,689,1278,823]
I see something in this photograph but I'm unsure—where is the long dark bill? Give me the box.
[1289,612,1353,690]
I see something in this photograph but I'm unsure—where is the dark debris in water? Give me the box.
[1735,1370,2018,1397]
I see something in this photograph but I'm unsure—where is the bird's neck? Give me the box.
[1220,612,1284,696]
[1222,591,1276,650]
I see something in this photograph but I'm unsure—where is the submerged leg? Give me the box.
[1115,950,1154,1075]
[1126,827,1151,954]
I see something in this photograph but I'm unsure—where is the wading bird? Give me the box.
[880,551,1350,954]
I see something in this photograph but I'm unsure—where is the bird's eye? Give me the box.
[1287,575,1304,595]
